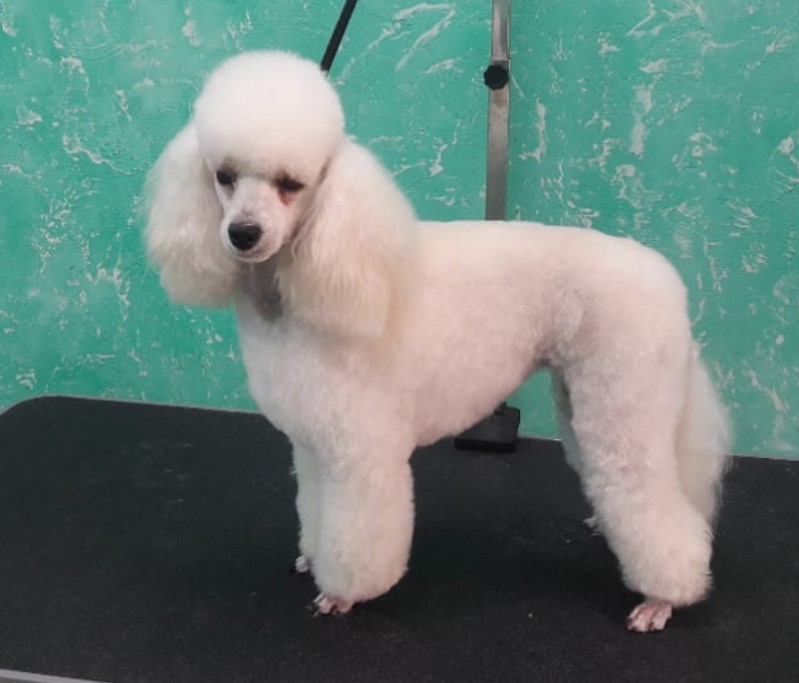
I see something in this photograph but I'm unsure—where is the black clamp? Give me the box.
[483,61,509,90]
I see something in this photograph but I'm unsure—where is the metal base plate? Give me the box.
[453,404,521,453]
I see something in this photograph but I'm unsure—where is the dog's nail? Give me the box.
[294,555,311,574]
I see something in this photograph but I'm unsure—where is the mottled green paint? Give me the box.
[0,1,796,457]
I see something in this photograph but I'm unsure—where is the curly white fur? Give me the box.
[145,50,731,632]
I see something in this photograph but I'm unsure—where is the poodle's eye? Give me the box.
[215,169,236,187]
[275,176,305,193]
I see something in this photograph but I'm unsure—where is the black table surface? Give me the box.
[0,396,797,683]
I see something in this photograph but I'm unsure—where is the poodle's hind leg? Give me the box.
[580,434,712,631]
[567,371,713,632]
[551,373,598,533]
[551,372,582,475]
[291,444,321,574]
[311,455,415,614]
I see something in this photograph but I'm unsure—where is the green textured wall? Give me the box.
[0,1,796,457]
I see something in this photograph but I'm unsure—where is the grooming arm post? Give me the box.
[484,0,510,222]
[454,0,520,453]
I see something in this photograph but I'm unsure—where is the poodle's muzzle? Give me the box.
[228,222,263,252]
[223,220,275,264]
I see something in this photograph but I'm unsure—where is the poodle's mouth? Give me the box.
[221,237,276,264]
[229,246,275,264]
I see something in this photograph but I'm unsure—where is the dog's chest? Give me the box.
[235,314,364,440]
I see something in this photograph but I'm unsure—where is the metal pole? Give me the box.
[454,0,520,453]
[485,0,510,222]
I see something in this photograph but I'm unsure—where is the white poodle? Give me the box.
[145,51,731,632]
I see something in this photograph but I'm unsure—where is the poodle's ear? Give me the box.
[144,124,237,307]
[277,140,417,340]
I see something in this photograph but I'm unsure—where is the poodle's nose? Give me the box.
[228,222,263,251]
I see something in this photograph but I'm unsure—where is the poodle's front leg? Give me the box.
[291,445,321,574]
[311,459,414,614]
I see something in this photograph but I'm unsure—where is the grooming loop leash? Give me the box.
[320,0,359,73]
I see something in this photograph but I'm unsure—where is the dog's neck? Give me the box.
[239,259,283,321]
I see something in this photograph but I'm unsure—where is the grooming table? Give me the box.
[0,397,797,683]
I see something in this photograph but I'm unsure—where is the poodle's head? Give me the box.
[194,51,344,264]
[145,51,416,338]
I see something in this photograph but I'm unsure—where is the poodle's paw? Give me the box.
[292,554,312,575]
[627,599,673,633]
[312,592,354,616]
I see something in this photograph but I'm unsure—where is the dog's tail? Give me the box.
[675,344,732,524]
